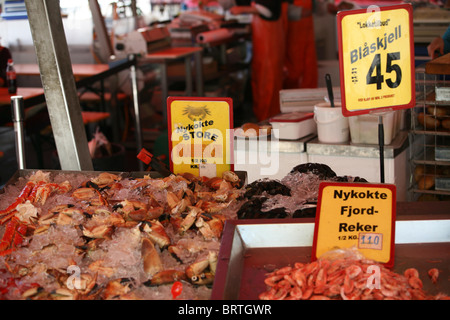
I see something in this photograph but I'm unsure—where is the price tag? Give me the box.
[167,96,234,178]
[312,182,396,267]
[337,4,415,116]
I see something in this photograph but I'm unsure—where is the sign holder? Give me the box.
[337,4,415,183]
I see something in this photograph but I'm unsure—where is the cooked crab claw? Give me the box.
[139,220,171,249]
[141,238,163,276]
[185,251,218,285]
[143,270,187,286]
[0,217,28,256]
[102,278,136,300]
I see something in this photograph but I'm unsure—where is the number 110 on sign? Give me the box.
[359,233,383,250]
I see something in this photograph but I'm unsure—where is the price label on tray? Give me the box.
[337,4,415,116]
[312,182,396,267]
[167,96,234,178]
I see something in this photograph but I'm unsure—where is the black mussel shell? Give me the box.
[243,179,291,199]
[334,175,368,183]
[289,163,337,179]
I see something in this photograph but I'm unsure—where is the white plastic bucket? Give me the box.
[314,102,349,143]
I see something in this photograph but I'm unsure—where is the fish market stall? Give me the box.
[0,164,448,300]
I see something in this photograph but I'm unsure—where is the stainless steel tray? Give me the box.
[211,217,450,300]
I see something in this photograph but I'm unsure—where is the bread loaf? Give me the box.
[417,112,440,129]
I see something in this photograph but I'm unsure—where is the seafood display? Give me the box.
[1,164,447,300]
[237,163,367,219]
[258,249,449,300]
[0,170,243,300]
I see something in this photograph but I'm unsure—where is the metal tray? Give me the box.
[211,217,450,300]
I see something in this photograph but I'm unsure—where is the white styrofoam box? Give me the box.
[279,87,341,113]
[269,112,316,140]
[349,111,398,145]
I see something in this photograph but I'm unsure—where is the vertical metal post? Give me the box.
[160,62,168,124]
[130,0,139,29]
[378,115,385,183]
[185,56,192,96]
[89,0,114,63]
[24,0,93,171]
[129,55,144,171]
[194,51,203,96]
[11,96,26,170]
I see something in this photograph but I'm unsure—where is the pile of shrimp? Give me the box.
[259,254,448,300]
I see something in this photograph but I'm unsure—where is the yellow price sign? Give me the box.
[337,4,415,116]
[167,96,234,178]
[312,182,396,267]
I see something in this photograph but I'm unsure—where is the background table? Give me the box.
[15,64,110,81]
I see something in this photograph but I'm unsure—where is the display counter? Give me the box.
[233,134,313,183]
[234,130,409,200]
[0,169,448,300]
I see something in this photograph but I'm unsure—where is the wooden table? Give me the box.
[0,87,45,106]
[15,63,110,81]
[11,59,143,169]
[14,63,122,138]
[0,87,109,125]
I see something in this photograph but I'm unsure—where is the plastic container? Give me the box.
[313,102,349,143]
[348,111,397,145]
[269,112,316,140]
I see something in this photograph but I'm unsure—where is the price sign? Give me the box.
[167,96,234,178]
[337,4,415,116]
[312,182,396,267]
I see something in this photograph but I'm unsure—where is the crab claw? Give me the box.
[195,213,225,240]
[167,191,190,215]
[0,217,28,256]
[222,170,240,185]
[140,220,171,249]
[35,181,72,205]
[185,251,218,285]
[0,181,35,219]
[142,238,163,277]
[143,270,187,286]
[102,278,136,300]
[72,188,107,206]
[81,225,114,239]
[170,206,202,235]
[90,172,121,189]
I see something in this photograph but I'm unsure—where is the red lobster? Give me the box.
[0,180,72,256]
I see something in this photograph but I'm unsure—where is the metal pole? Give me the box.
[378,115,385,183]
[89,0,114,63]
[161,62,168,124]
[129,56,144,171]
[185,56,192,96]
[194,51,203,96]
[11,96,26,170]
[24,0,93,171]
